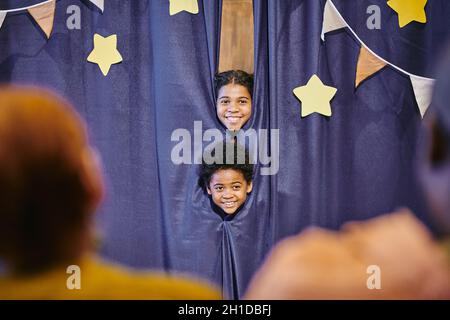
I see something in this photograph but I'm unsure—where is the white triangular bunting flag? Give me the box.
[89,0,104,12]
[321,0,347,41]
[0,11,6,29]
[28,0,56,39]
[410,76,435,118]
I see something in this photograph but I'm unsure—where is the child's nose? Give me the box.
[227,102,239,112]
[222,190,233,198]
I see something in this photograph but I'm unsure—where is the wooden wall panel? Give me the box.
[218,0,254,74]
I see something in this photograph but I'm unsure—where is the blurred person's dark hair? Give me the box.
[0,87,103,275]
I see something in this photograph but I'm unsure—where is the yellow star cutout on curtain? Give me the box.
[387,0,427,28]
[87,34,123,76]
[169,0,199,16]
[293,74,337,118]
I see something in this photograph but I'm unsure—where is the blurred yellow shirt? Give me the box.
[0,255,220,300]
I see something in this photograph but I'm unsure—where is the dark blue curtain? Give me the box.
[262,0,449,243]
[1,0,449,299]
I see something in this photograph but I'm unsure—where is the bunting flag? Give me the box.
[410,76,435,118]
[321,0,346,41]
[355,46,387,88]
[0,12,6,29]
[89,0,104,13]
[321,0,435,118]
[28,0,56,39]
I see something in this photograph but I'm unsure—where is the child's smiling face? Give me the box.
[216,84,252,131]
[207,168,252,215]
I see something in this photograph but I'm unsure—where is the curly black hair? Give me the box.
[200,141,254,190]
[214,70,254,98]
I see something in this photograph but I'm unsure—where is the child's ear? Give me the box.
[207,185,212,195]
[246,181,253,193]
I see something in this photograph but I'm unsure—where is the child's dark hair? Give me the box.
[214,70,254,98]
[200,142,254,190]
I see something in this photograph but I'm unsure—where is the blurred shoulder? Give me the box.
[79,256,221,300]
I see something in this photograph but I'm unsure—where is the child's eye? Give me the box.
[220,100,230,105]
[232,186,241,190]
[238,100,248,104]
[215,186,223,191]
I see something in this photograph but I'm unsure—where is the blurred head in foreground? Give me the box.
[418,51,450,236]
[0,87,220,300]
[0,86,103,276]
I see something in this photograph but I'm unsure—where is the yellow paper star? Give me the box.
[87,34,123,76]
[169,0,199,16]
[387,0,427,28]
[293,74,337,118]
